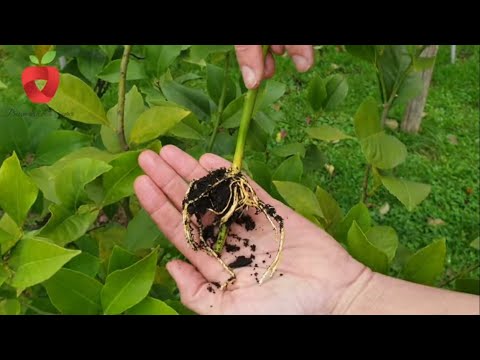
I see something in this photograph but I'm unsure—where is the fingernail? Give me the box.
[292,55,311,72]
[241,66,258,89]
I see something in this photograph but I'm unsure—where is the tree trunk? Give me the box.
[401,45,439,133]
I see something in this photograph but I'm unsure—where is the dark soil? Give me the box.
[229,255,254,268]
[236,214,256,231]
[226,243,240,253]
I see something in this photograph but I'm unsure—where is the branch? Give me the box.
[117,45,132,151]
[439,262,480,288]
[362,164,371,203]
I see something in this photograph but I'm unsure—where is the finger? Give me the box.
[134,175,223,278]
[166,260,221,314]
[199,153,281,208]
[271,45,285,55]
[263,52,275,79]
[138,147,206,211]
[285,45,314,72]
[160,145,209,183]
[234,45,264,89]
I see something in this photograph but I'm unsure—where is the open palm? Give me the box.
[134,145,369,315]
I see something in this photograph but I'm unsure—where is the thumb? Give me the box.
[235,45,264,89]
[166,259,220,314]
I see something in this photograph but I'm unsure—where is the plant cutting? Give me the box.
[182,46,285,290]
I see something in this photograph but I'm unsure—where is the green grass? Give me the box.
[272,45,479,279]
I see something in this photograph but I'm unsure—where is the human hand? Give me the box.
[235,45,314,89]
[134,145,370,315]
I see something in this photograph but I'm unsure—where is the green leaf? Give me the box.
[254,81,286,111]
[253,111,276,135]
[315,186,343,229]
[161,80,211,121]
[144,45,184,78]
[64,252,100,277]
[303,144,327,171]
[365,226,398,262]
[91,225,126,264]
[38,204,99,246]
[273,181,323,219]
[0,214,22,254]
[392,243,414,271]
[108,246,138,274]
[470,237,480,250]
[360,132,407,169]
[413,56,436,71]
[0,102,60,157]
[168,113,205,140]
[55,158,112,210]
[40,50,56,65]
[175,72,202,84]
[206,64,236,106]
[99,45,117,60]
[29,55,39,65]
[345,45,376,62]
[35,130,91,166]
[377,46,412,100]
[76,47,107,84]
[189,45,233,61]
[8,237,80,290]
[307,125,353,142]
[0,79,7,89]
[0,298,20,315]
[380,176,431,211]
[0,267,8,287]
[332,202,371,243]
[402,238,446,286]
[272,155,303,183]
[48,74,108,125]
[44,268,103,315]
[246,160,271,193]
[126,209,167,251]
[101,249,158,315]
[97,59,147,83]
[75,234,99,257]
[354,97,382,139]
[347,221,388,274]
[395,72,423,105]
[102,151,142,206]
[246,119,268,152]
[126,297,178,315]
[0,152,38,226]
[307,76,327,112]
[323,74,348,111]
[271,143,306,158]
[129,106,191,146]
[29,149,118,205]
[455,278,480,295]
[221,94,244,128]
[101,85,146,152]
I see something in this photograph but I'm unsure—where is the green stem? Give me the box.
[439,262,480,288]
[117,45,132,151]
[207,52,231,152]
[214,46,269,254]
[232,45,269,172]
[362,164,371,203]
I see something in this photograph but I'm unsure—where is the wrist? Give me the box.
[330,265,375,315]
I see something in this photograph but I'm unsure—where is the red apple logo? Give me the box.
[21,50,60,104]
